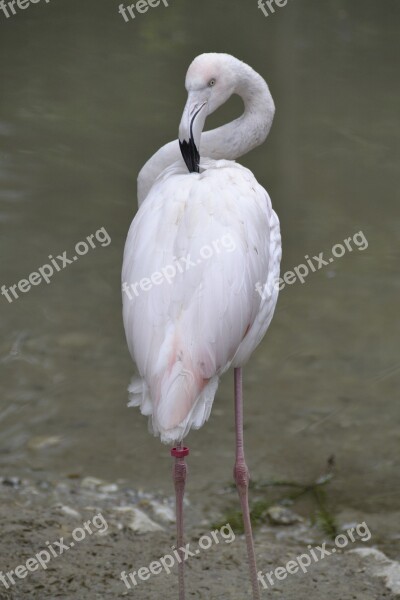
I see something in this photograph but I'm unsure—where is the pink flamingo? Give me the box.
[122,53,281,599]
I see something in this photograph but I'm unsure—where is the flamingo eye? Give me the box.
[208,78,216,87]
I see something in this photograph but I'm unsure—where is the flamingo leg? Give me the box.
[171,443,189,600]
[233,367,261,600]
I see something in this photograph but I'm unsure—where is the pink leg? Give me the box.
[171,443,189,600]
[233,367,261,600]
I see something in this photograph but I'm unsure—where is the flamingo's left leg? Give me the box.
[233,367,261,600]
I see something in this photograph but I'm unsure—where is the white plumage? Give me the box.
[122,54,281,444]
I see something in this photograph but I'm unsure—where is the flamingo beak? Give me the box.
[179,95,208,173]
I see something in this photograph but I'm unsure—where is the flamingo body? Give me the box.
[122,158,281,443]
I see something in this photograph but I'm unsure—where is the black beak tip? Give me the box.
[179,138,200,174]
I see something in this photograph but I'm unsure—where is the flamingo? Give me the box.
[122,53,281,600]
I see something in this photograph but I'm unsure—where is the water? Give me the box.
[0,0,399,523]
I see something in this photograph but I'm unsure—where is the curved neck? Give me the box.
[202,61,275,161]
[137,63,275,205]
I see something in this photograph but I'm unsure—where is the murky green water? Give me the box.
[0,0,399,523]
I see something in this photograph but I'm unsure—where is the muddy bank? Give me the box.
[0,476,399,599]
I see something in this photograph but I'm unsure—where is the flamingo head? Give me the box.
[179,53,238,173]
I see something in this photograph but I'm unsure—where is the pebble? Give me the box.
[149,500,175,523]
[80,477,106,490]
[267,505,303,526]
[113,506,164,533]
[350,548,400,595]
[28,435,62,450]
[57,504,82,519]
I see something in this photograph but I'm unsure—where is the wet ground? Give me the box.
[0,0,399,597]
[0,475,399,599]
